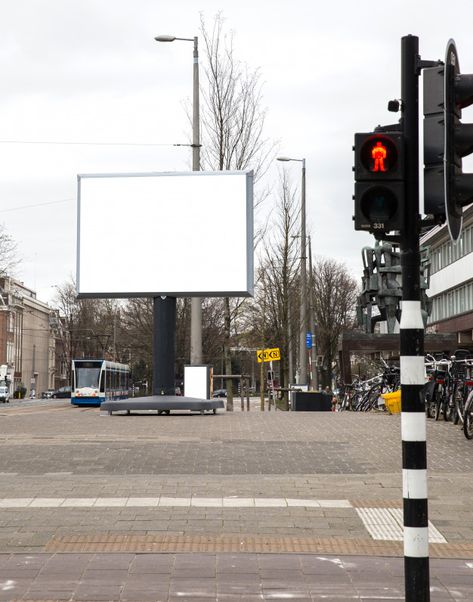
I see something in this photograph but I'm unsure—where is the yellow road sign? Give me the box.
[256,347,281,363]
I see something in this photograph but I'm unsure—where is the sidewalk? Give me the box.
[1,552,472,601]
[1,402,473,599]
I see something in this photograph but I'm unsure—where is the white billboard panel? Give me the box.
[77,171,253,297]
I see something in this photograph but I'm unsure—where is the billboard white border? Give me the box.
[76,170,254,298]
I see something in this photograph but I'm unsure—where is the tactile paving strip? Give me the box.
[44,533,473,558]
[356,507,447,543]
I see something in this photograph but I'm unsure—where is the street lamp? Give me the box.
[155,34,202,365]
[277,156,308,386]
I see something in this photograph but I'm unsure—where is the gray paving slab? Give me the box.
[0,553,470,600]
[1,401,473,599]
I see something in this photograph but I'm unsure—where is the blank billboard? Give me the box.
[77,171,253,298]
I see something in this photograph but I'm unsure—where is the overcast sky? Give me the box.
[1,0,473,303]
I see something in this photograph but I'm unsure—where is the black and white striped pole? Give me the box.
[400,35,430,601]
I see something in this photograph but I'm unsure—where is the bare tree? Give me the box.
[199,13,274,409]
[52,279,120,380]
[242,173,299,405]
[311,258,358,387]
[199,13,273,180]
[120,298,153,391]
[0,224,20,278]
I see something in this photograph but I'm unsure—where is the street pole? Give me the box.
[399,34,430,601]
[308,235,317,390]
[155,34,202,367]
[288,298,294,385]
[277,156,308,386]
[190,35,203,365]
[260,273,266,411]
[299,159,307,385]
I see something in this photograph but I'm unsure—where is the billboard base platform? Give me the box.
[100,396,225,416]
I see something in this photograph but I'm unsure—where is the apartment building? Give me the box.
[0,277,67,397]
[422,204,473,345]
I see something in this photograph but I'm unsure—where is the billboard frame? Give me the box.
[76,170,254,299]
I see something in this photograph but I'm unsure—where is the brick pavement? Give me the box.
[0,401,473,599]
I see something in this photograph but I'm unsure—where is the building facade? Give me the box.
[0,277,67,397]
[422,205,473,345]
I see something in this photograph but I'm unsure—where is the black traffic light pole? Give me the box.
[400,35,430,601]
[354,32,473,600]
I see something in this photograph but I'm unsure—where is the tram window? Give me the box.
[76,367,100,388]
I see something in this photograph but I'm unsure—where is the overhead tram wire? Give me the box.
[0,139,188,214]
[0,199,74,213]
[0,140,183,147]
[0,140,190,214]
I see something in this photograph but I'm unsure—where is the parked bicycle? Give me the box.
[339,361,400,412]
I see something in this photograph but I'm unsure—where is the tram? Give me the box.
[71,359,130,406]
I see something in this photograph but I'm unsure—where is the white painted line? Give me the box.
[158,497,191,507]
[191,497,223,507]
[223,497,254,507]
[0,498,33,507]
[61,498,96,507]
[255,498,287,507]
[286,499,321,507]
[93,498,127,507]
[319,500,352,508]
[356,507,447,543]
[29,498,64,507]
[0,496,351,510]
[126,497,159,507]
[0,579,15,592]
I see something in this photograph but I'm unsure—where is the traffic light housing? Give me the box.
[423,39,473,241]
[353,132,404,235]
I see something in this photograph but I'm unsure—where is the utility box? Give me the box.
[184,365,213,400]
[292,391,332,411]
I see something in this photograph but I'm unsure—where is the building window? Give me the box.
[6,341,14,364]
[429,223,473,275]
[428,279,473,324]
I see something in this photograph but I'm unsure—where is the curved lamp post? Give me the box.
[155,34,202,365]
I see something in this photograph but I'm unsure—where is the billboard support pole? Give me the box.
[153,296,176,395]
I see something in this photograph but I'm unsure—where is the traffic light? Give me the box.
[353,132,404,235]
[423,39,473,241]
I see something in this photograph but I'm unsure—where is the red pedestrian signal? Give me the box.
[353,131,404,235]
[371,141,387,172]
[357,135,400,176]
